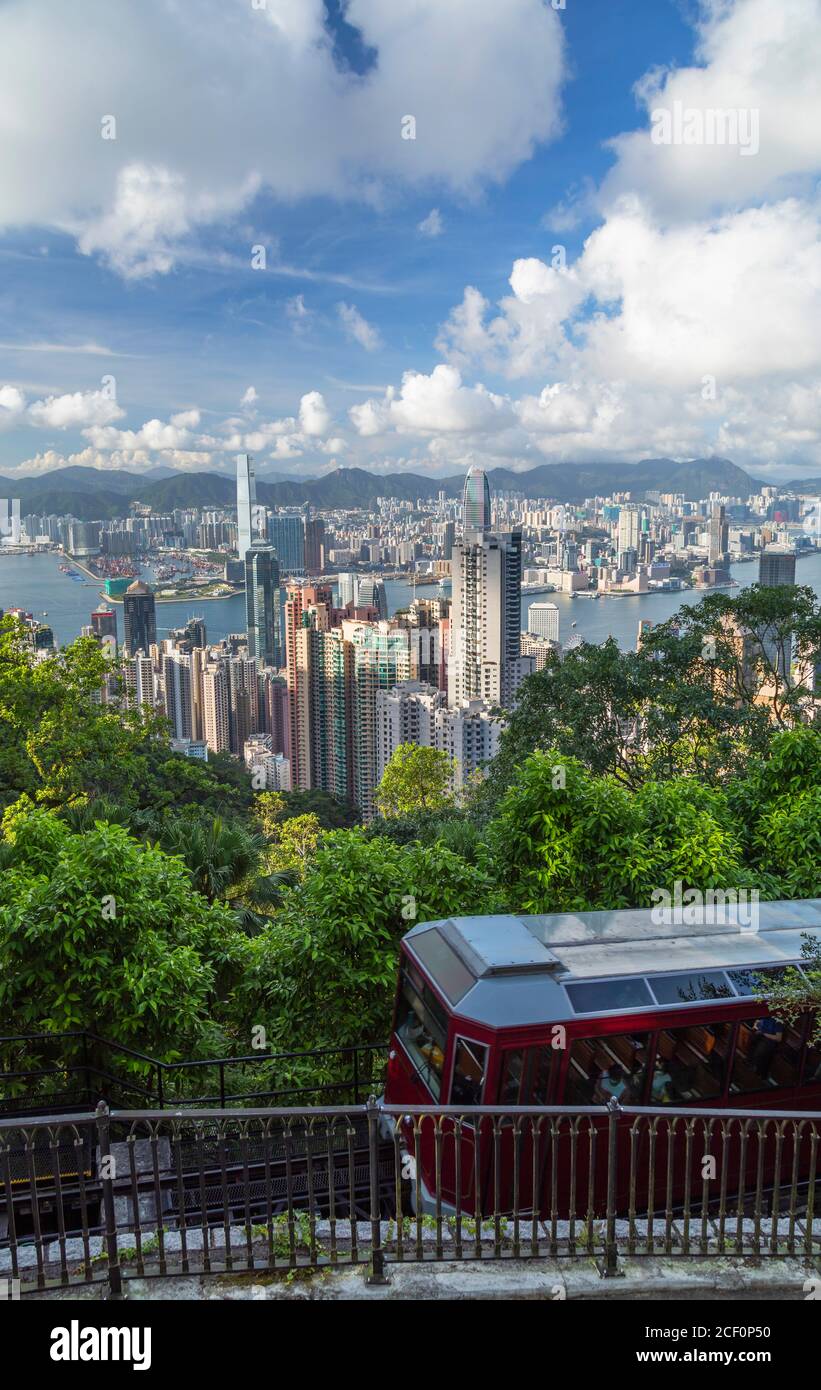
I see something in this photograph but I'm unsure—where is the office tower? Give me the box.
[0,500,8,537]
[202,663,231,753]
[122,580,157,657]
[527,601,560,642]
[304,518,325,573]
[462,466,491,533]
[336,572,359,608]
[10,499,21,545]
[245,545,282,666]
[267,513,305,574]
[357,576,388,621]
[90,605,117,644]
[236,453,256,560]
[448,528,527,708]
[758,548,796,587]
[162,652,193,740]
[708,503,729,567]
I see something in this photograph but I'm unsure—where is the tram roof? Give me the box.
[402,900,821,1028]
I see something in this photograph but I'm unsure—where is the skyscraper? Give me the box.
[245,545,282,666]
[527,601,559,642]
[122,580,157,657]
[267,513,305,574]
[462,466,491,533]
[449,528,528,707]
[759,548,796,587]
[162,652,193,740]
[236,453,256,560]
[357,576,388,620]
[708,503,729,567]
[304,517,325,573]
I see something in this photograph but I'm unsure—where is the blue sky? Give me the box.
[0,0,819,482]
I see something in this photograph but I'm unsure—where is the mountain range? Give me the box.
[0,457,814,522]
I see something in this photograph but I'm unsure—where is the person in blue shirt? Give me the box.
[750,1016,784,1081]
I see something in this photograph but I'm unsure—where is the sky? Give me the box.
[0,0,819,484]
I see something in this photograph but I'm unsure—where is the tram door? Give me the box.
[436,1037,489,1212]
[486,1046,556,1216]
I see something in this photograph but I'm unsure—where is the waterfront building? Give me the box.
[236,453,256,560]
[527,601,560,642]
[462,466,491,533]
[122,580,157,658]
[267,513,305,574]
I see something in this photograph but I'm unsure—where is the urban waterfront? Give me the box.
[2,548,820,653]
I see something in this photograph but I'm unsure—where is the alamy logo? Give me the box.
[650,881,759,933]
[50,1321,151,1371]
[650,101,759,156]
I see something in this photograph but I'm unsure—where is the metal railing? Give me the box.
[0,1032,387,1113]
[1,1100,819,1294]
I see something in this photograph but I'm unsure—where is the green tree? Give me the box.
[264,812,323,878]
[0,802,246,1067]
[237,829,498,1057]
[375,743,454,818]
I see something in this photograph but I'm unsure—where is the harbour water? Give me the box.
[1,550,820,653]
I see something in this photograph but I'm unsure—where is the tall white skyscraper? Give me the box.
[462,466,491,533]
[449,528,530,707]
[236,453,256,559]
[527,602,560,642]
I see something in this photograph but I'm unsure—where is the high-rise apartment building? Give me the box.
[162,652,193,740]
[448,528,528,707]
[202,663,231,753]
[122,580,157,658]
[245,544,282,666]
[90,604,118,645]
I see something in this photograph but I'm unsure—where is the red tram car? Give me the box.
[383,900,821,1218]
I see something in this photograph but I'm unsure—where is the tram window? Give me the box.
[564,1033,650,1106]
[655,1023,731,1101]
[731,1016,802,1093]
[498,1050,525,1104]
[395,971,447,1100]
[649,971,733,1006]
[409,929,475,1006]
[565,977,653,1014]
[451,1039,488,1106]
[726,965,791,996]
[801,1022,821,1086]
[525,1047,554,1105]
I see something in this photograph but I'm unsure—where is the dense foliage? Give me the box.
[0,601,819,1094]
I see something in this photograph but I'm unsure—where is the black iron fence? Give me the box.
[0,1032,387,1114]
[1,1100,820,1294]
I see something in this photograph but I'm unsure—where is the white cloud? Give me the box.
[0,385,26,429]
[601,0,821,220]
[26,388,125,430]
[240,386,258,409]
[418,208,444,237]
[298,390,332,437]
[0,0,566,276]
[337,302,382,352]
[350,364,513,437]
